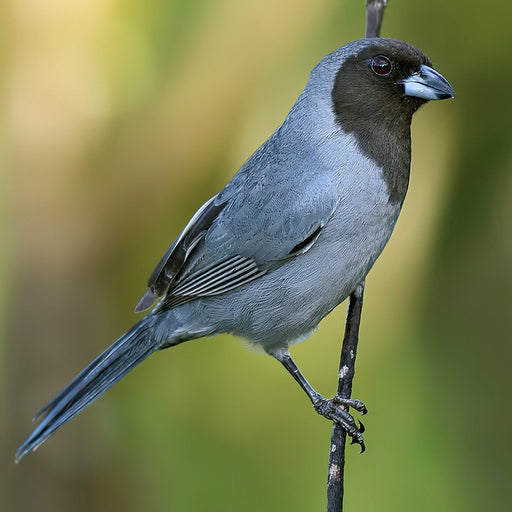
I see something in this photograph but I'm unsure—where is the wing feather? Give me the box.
[135,195,228,312]
[164,255,266,307]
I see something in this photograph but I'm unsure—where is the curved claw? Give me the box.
[349,434,365,454]
[351,399,367,415]
[358,420,365,433]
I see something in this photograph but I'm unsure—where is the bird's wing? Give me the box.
[136,155,338,312]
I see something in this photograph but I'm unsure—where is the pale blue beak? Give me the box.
[401,64,454,100]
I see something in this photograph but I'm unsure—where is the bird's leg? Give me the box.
[279,353,367,451]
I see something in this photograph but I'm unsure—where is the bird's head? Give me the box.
[331,38,454,129]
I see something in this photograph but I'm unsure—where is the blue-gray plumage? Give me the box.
[16,38,453,462]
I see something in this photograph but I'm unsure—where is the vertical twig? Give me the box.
[326,283,365,512]
[366,0,388,38]
[326,2,387,511]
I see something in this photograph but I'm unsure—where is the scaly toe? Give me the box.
[332,396,368,415]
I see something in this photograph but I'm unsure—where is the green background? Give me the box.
[2,0,511,510]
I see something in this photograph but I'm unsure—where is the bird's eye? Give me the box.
[370,56,392,76]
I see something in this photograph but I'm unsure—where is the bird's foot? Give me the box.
[313,395,367,452]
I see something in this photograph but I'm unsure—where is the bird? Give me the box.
[16,37,454,462]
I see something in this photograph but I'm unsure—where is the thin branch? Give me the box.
[325,2,387,510]
[366,0,388,38]
[326,283,365,512]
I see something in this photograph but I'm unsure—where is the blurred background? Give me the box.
[2,0,511,510]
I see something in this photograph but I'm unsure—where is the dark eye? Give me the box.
[370,55,392,76]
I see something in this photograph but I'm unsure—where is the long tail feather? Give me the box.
[16,316,158,463]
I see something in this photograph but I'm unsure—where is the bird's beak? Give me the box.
[400,64,454,101]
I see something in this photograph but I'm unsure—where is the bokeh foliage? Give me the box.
[2,1,511,510]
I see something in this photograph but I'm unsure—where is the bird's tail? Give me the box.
[15,315,160,463]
